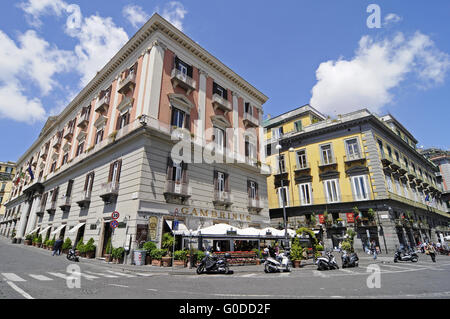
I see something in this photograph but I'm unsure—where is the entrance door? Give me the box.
[102,222,113,256]
[75,224,85,248]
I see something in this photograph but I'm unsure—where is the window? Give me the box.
[66,180,74,198]
[117,110,130,130]
[277,154,286,173]
[386,175,393,192]
[214,127,225,153]
[108,160,122,184]
[298,183,312,205]
[172,161,183,183]
[217,171,225,192]
[277,186,289,207]
[324,179,340,203]
[245,137,256,160]
[50,161,57,173]
[76,142,84,157]
[294,120,302,132]
[345,138,361,159]
[403,182,409,199]
[394,151,400,161]
[394,178,402,196]
[377,139,384,155]
[171,108,186,129]
[213,82,227,99]
[95,129,104,145]
[84,172,94,194]
[248,180,258,199]
[351,175,369,200]
[387,146,392,158]
[320,144,334,165]
[296,150,307,169]
[403,157,409,168]
[62,153,69,165]
[244,102,253,116]
[174,56,193,78]
[272,127,283,140]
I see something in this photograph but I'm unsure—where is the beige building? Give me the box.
[0,14,270,258]
[0,162,16,222]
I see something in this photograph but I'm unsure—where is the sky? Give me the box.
[0,0,449,162]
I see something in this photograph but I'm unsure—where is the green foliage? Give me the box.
[105,238,113,255]
[341,241,352,252]
[173,250,188,261]
[296,227,318,245]
[76,237,84,251]
[310,214,316,225]
[142,241,157,255]
[368,208,375,221]
[84,238,96,252]
[252,249,262,259]
[112,247,125,259]
[150,249,167,260]
[37,234,42,244]
[290,238,304,261]
[161,233,174,250]
[62,238,72,250]
[315,244,324,251]
[193,250,205,263]
[25,234,33,240]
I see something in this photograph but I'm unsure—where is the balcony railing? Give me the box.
[294,162,310,172]
[243,112,259,127]
[47,201,57,214]
[76,190,91,208]
[248,198,264,214]
[344,153,366,163]
[318,157,337,168]
[117,71,136,95]
[213,191,233,206]
[59,196,71,211]
[95,93,110,113]
[171,68,196,94]
[99,182,119,203]
[164,180,191,197]
[77,113,90,129]
[212,93,232,113]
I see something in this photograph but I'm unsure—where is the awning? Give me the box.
[50,224,66,236]
[39,226,51,235]
[167,220,190,236]
[27,227,40,235]
[67,222,85,234]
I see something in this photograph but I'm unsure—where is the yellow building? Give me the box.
[264,105,450,252]
[0,162,16,219]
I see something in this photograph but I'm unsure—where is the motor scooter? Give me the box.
[394,248,418,263]
[316,251,339,270]
[196,252,233,274]
[66,248,79,262]
[264,251,292,273]
[341,250,359,268]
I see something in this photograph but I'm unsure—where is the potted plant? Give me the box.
[76,237,85,257]
[36,234,43,248]
[367,208,375,221]
[104,238,113,262]
[150,249,166,266]
[290,238,303,268]
[112,247,125,264]
[32,234,38,246]
[62,238,72,254]
[143,241,157,265]
[84,238,96,259]
[173,250,188,267]
[11,231,17,244]
[43,235,49,249]
[161,233,174,267]
[252,249,262,265]
[24,234,33,245]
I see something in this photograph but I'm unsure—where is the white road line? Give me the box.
[135,273,155,277]
[28,274,53,281]
[47,272,68,279]
[313,270,330,278]
[106,270,136,278]
[2,273,26,282]
[78,272,98,280]
[339,268,357,274]
[108,284,129,288]
[5,281,34,299]
[379,264,418,271]
[241,274,257,278]
[84,271,118,278]
[147,289,158,291]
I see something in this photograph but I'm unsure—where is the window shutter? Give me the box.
[213,82,217,95]
[256,182,259,200]
[174,55,178,70]
[116,160,122,183]
[223,89,228,100]
[187,64,193,78]
[108,163,114,182]
[224,173,229,192]
[66,180,74,197]
[116,114,121,131]
[182,162,188,183]
[247,180,251,197]
[213,170,218,191]
[167,157,174,180]
[185,113,190,130]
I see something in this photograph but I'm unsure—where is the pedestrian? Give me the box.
[426,243,436,262]
[338,241,342,252]
[52,236,64,256]
[370,240,377,260]
[263,246,269,259]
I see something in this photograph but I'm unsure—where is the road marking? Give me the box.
[380,264,418,271]
[84,271,118,278]
[78,272,98,280]
[147,289,158,291]
[5,281,34,299]
[47,272,68,279]
[339,268,357,274]
[135,273,156,277]
[28,274,53,281]
[241,274,257,277]
[2,273,26,282]
[106,270,136,278]
[108,284,129,288]
[313,270,330,278]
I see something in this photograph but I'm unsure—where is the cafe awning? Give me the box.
[39,225,51,235]
[50,224,66,236]
[67,222,85,234]
[27,227,40,235]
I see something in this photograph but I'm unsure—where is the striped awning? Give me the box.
[27,227,40,235]
[39,225,51,235]
[50,224,66,236]
[67,222,85,234]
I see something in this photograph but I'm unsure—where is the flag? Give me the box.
[27,164,34,181]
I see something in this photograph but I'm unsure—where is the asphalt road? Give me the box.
[1,237,449,299]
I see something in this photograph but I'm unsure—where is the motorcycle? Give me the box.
[66,249,79,262]
[341,250,359,268]
[196,252,233,274]
[394,248,418,263]
[316,251,339,270]
[264,251,292,273]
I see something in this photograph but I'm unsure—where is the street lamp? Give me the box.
[276,144,289,248]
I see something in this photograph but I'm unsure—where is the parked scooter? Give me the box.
[394,248,419,263]
[264,251,292,273]
[196,252,233,274]
[316,250,339,270]
[66,248,79,262]
[341,250,359,268]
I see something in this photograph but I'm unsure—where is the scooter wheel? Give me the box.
[394,258,398,263]
[411,257,418,263]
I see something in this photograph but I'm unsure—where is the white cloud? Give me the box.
[160,2,187,31]
[19,0,67,27]
[0,83,46,123]
[123,4,150,28]
[384,13,402,26]
[309,32,450,116]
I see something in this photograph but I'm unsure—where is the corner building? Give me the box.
[3,14,270,257]
[264,106,450,252]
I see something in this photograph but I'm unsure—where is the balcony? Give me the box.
[344,153,366,163]
[64,129,74,141]
[171,68,196,94]
[248,198,264,214]
[212,93,232,113]
[59,196,71,212]
[407,168,416,180]
[53,139,62,150]
[390,158,401,170]
[77,113,90,129]
[163,180,191,204]
[213,191,233,208]
[76,190,91,208]
[46,202,57,214]
[243,112,259,128]
[294,162,311,173]
[40,151,48,160]
[36,205,46,217]
[117,71,136,95]
[380,153,393,167]
[95,92,110,114]
[99,182,119,203]
[318,157,338,169]
[398,163,408,175]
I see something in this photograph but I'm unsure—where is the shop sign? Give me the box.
[148,216,158,241]
[318,214,325,224]
[179,206,251,222]
[346,213,355,223]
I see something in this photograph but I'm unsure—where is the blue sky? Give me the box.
[0,0,449,162]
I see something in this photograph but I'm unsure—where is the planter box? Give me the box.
[36,243,42,248]
[80,252,86,258]
[293,260,302,268]
[152,259,162,267]
[104,254,112,263]
[24,240,32,246]
[173,259,186,267]
[85,251,95,259]
[145,255,152,265]
[43,245,47,249]
[162,257,172,267]
[62,249,69,254]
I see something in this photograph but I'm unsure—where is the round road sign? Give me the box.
[112,211,120,220]
[110,220,119,229]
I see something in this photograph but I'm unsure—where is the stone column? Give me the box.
[142,40,166,120]
[232,92,241,162]
[16,200,31,239]
[136,47,151,117]
[196,69,208,146]
[25,194,41,236]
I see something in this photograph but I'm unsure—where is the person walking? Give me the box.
[370,240,377,260]
[52,236,64,256]
[426,243,436,262]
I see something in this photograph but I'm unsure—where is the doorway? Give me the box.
[75,224,85,248]
[102,222,113,256]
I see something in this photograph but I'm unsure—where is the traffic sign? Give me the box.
[112,211,120,220]
[110,220,119,229]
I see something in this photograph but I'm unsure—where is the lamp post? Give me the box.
[276,144,289,248]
